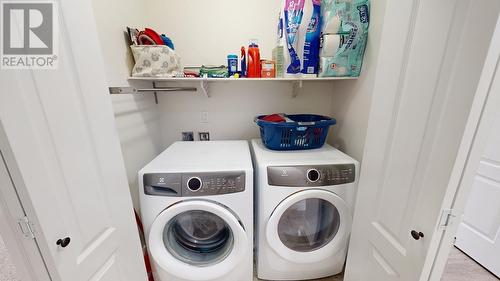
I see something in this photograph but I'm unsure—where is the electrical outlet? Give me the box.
[201,111,209,123]
[182,132,194,141]
[199,132,210,141]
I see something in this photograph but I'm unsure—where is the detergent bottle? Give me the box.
[247,39,261,78]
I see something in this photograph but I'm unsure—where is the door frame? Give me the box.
[420,14,500,281]
[0,123,53,281]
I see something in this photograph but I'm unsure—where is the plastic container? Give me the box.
[255,114,336,150]
[247,39,261,78]
[227,54,238,76]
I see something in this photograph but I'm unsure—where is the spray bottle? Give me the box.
[240,46,247,77]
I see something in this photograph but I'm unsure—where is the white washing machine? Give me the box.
[139,141,253,281]
[251,139,359,280]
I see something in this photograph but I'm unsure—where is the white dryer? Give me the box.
[139,141,253,281]
[251,139,359,280]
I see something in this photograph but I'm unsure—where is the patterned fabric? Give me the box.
[130,45,183,77]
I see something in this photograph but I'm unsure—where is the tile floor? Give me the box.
[253,267,343,281]
[253,274,343,281]
[5,242,497,281]
[441,246,499,281]
[0,234,19,281]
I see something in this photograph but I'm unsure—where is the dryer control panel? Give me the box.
[267,164,355,187]
[143,171,245,197]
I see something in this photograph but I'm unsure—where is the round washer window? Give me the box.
[163,210,234,266]
[277,198,340,252]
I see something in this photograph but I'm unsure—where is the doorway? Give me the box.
[441,246,498,281]
[425,9,500,280]
[440,123,500,281]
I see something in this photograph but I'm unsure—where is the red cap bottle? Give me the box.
[247,39,261,78]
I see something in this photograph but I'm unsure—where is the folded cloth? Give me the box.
[262,114,286,123]
[138,28,164,45]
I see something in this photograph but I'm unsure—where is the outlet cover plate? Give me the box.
[199,132,210,141]
[182,132,194,141]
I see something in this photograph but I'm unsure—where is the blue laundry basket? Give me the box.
[255,114,336,150]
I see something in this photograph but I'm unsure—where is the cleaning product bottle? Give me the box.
[240,46,247,77]
[247,39,261,78]
[227,54,238,76]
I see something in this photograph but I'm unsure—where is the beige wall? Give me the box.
[91,0,162,211]
[91,0,386,209]
[145,0,281,66]
[145,0,337,148]
[156,82,337,146]
[144,0,384,161]
[327,0,387,161]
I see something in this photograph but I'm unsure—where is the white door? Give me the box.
[0,0,147,280]
[455,118,500,278]
[344,0,500,280]
[0,146,51,281]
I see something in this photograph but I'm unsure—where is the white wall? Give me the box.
[156,82,337,145]
[91,0,383,209]
[91,0,162,211]
[327,0,387,161]
[146,0,281,66]
[143,0,375,155]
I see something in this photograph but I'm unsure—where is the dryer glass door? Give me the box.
[266,189,352,263]
[163,210,234,266]
[148,200,248,280]
[278,198,340,252]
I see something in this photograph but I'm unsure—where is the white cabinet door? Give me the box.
[0,0,147,280]
[455,118,500,278]
[344,0,500,280]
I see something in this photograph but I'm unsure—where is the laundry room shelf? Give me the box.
[127,76,356,82]
[127,76,356,98]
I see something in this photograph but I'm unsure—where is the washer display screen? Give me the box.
[163,210,234,266]
[277,198,340,252]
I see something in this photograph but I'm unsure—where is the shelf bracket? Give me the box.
[200,78,210,98]
[292,80,303,98]
[152,82,159,104]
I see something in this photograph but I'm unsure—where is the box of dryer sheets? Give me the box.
[272,46,284,78]
[319,0,370,77]
[277,0,322,77]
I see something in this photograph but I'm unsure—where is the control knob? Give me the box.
[307,169,320,182]
[187,177,202,191]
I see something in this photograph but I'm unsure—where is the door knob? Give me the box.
[411,230,424,240]
[56,237,71,247]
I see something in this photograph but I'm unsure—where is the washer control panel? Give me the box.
[268,164,355,187]
[143,171,245,197]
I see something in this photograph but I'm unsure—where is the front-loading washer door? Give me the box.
[148,200,248,281]
[266,189,352,263]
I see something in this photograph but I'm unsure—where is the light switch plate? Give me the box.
[201,111,209,123]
